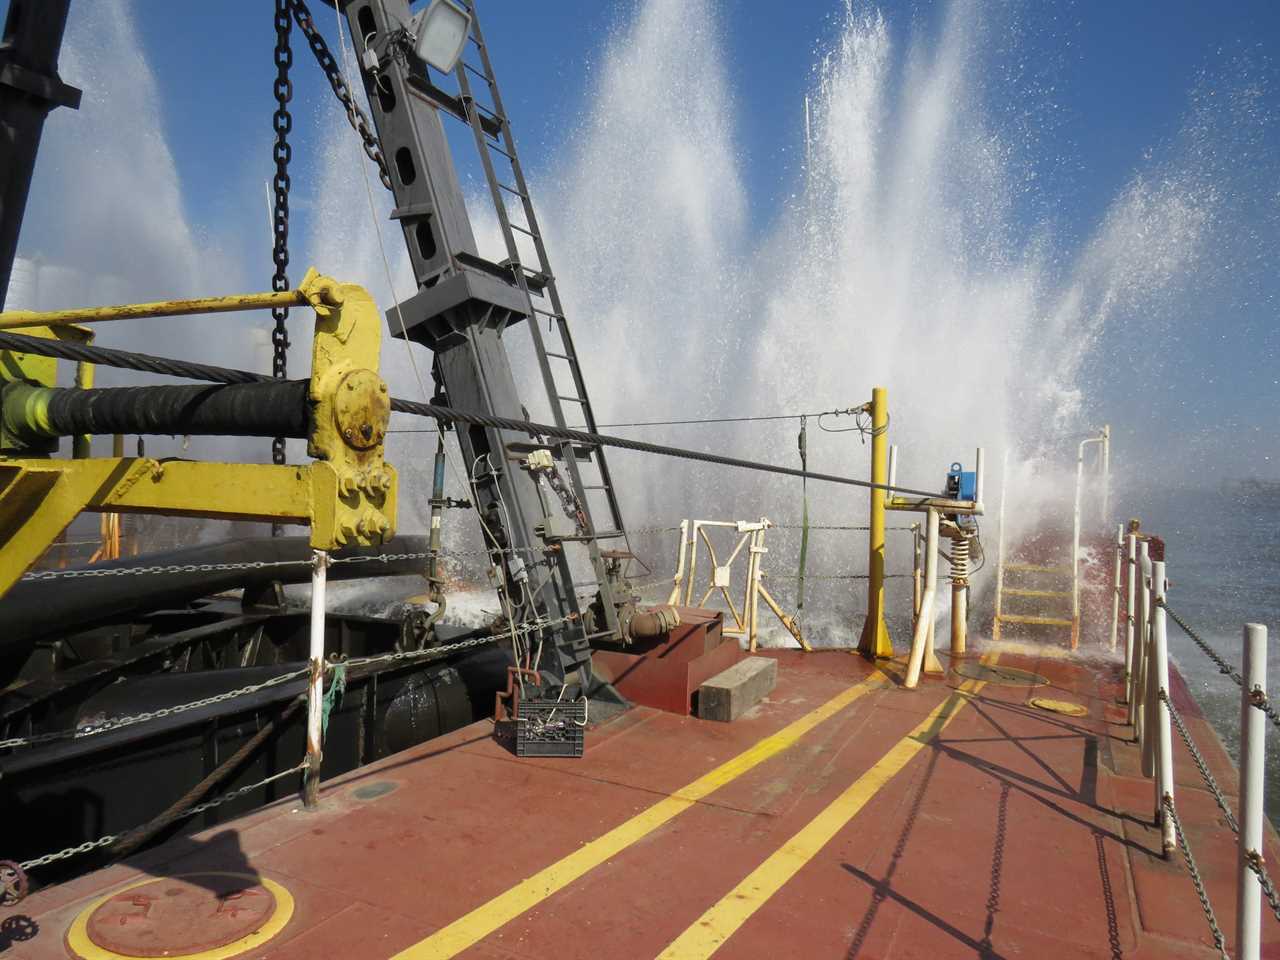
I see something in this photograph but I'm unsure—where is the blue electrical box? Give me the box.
[946,462,977,502]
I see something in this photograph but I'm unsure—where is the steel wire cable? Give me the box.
[0,332,945,499]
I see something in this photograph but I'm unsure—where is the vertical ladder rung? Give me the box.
[497,182,526,199]
[558,394,587,404]
[462,61,490,83]
[545,351,572,361]
[487,141,516,161]
[509,222,540,239]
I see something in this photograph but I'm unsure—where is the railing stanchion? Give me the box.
[1237,622,1268,960]
[304,549,329,809]
[1110,522,1123,651]
[1146,545,1167,778]
[1131,542,1152,752]
[1151,561,1175,856]
[1125,533,1138,717]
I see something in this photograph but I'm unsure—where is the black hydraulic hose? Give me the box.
[38,380,309,439]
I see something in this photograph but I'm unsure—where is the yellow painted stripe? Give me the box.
[392,669,889,959]
[656,654,998,959]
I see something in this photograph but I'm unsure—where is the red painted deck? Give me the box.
[6,641,1278,959]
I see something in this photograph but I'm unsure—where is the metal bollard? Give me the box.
[1151,561,1175,856]
[1237,623,1268,960]
[1125,534,1138,717]
[304,549,329,809]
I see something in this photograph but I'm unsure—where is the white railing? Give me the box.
[1125,543,1273,959]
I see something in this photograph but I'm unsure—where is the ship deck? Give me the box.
[7,641,1276,959]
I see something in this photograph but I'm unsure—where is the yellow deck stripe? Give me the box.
[392,669,889,959]
[656,654,998,959]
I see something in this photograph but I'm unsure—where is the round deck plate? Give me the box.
[68,873,293,960]
[951,662,1048,687]
[1029,697,1089,717]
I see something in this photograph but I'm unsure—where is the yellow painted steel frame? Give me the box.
[0,270,397,598]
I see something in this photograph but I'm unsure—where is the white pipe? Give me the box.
[1151,561,1175,856]
[904,509,940,689]
[1109,523,1123,651]
[305,549,328,809]
[992,450,1009,643]
[1100,424,1111,526]
[1238,622,1268,960]
[1144,548,1161,778]
[887,444,898,492]
[668,519,689,607]
[1124,534,1138,721]
[1136,542,1151,769]
[974,446,984,510]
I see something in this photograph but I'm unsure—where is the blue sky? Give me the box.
[6,0,1279,481]
[113,1,1279,244]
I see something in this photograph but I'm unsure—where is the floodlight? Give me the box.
[410,0,471,74]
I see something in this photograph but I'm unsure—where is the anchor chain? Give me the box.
[291,0,392,190]
[270,0,294,472]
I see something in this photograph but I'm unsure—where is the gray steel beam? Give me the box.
[0,0,81,310]
[342,0,600,683]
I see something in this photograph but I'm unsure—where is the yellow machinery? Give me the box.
[0,269,397,596]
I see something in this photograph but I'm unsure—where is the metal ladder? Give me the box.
[451,3,630,636]
[991,453,1078,648]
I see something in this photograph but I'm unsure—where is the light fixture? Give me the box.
[409,0,471,73]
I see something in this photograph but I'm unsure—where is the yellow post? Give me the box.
[858,386,893,658]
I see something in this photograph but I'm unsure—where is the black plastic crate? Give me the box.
[516,699,586,758]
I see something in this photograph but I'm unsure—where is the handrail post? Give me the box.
[1131,545,1152,747]
[858,386,893,659]
[1125,533,1138,721]
[1237,623,1268,960]
[1151,561,1175,856]
[304,549,329,809]
[1109,523,1123,651]
[1142,546,1158,777]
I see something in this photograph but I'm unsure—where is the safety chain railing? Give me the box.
[12,763,307,874]
[1163,599,1280,732]
[0,568,564,902]
[1121,534,1274,959]
[1164,794,1231,960]
[18,550,435,583]
[0,621,518,752]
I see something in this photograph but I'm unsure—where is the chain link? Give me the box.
[270,0,294,469]
[1161,600,1280,731]
[0,670,308,750]
[1163,795,1229,959]
[1161,690,1239,832]
[291,0,392,190]
[17,764,306,874]
[1162,688,1280,924]
[19,552,434,584]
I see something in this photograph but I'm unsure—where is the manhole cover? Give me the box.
[72,873,291,959]
[951,662,1048,687]
[353,780,399,801]
[1029,697,1089,717]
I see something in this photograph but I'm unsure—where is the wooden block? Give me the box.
[696,656,778,722]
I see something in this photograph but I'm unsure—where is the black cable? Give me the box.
[387,397,946,499]
[0,332,271,385]
[0,332,947,499]
[386,408,867,434]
